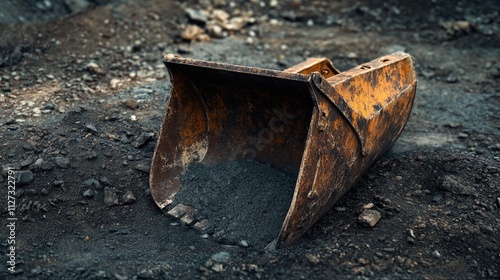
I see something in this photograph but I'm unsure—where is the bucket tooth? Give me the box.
[167,203,195,225]
[150,52,417,247]
[193,219,210,232]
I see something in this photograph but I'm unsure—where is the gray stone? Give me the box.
[31,158,45,170]
[133,132,154,148]
[42,103,56,111]
[99,176,111,186]
[86,62,102,74]
[211,252,230,263]
[358,209,381,227]
[85,123,98,134]
[122,99,139,109]
[458,132,468,139]
[136,269,153,278]
[18,171,34,186]
[439,175,476,195]
[479,224,494,234]
[53,180,64,187]
[113,273,128,280]
[264,239,277,252]
[41,160,56,171]
[83,188,95,198]
[104,187,119,206]
[135,163,150,174]
[185,8,207,24]
[94,270,107,278]
[63,0,90,13]
[122,190,136,204]
[84,178,102,189]
[55,157,70,169]
[1,165,17,177]
[20,158,34,168]
[432,195,443,203]
[432,250,441,257]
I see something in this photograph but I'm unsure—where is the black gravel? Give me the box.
[174,160,296,249]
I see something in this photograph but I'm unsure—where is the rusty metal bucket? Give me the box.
[150,52,416,247]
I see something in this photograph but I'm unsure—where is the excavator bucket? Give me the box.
[150,52,417,247]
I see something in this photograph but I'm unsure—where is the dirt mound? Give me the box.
[174,160,295,249]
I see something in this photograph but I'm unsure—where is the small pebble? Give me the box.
[18,171,34,186]
[83,178,101,189]
[86,62,102,74]
[122,190,136,204]
[133,132,154,148]
[358,209,381,227]
[136,269,153,278]
[55,157,70,169]
[211,252,230,263]
[458,132,468,139]
[122,99,139,109]
[104,187,119,206]
[83,188,95,199]
[85,123,98,134]
[135,163,150,173]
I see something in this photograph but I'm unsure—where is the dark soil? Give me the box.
[176,160,296,250]
[0,0,499,279]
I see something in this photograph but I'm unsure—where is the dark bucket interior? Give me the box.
[150,62,315,208]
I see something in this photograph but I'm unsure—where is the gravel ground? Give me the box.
[0,0,499,279]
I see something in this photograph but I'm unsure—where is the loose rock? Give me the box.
[86,62,102,74]
[136,269,153,278]
[439,175,476,195]
[42,103,56,111]
[20,158,34,168]
[306,253,320,264]
[122,190,136,204]
[358,209,381,227]
[100,176,111,186]
[85,123,98,134]
[211,252,230,263]
[180,25,208,41]
[41,160,56,171]
[133,132,154,148]
[135,163,150,173]
[83,188,95,199]
[122,99,139,109]
[18,171,34,186]
[479,224,494,234]
[185,8,208,24]
[55,157,70,169]
[458,132,469,139]
[84,178,102,189]
[104,187,119,206]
